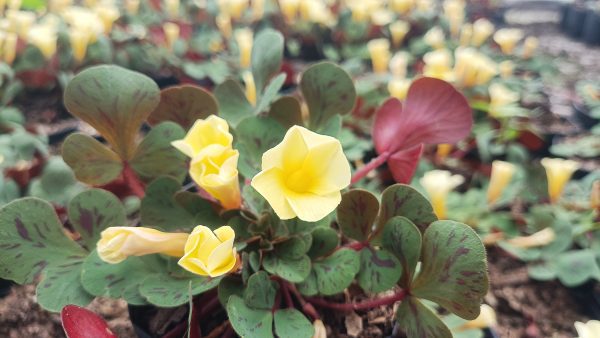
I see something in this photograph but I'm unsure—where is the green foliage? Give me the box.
[148,85,219,130]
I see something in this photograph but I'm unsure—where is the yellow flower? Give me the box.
[235,28,253,69]
[420,170,464,219]
[28,25,57,59]
[163,22,180,51]
[459,23,472,46]
[493,28,523,55]
[389,20,410,47]
[171,115,233,159]
[367,38,390,74]
[499,60,514,79]
[487,160,516,204]
[424,26,445,50]
[219,0,249,20]
[125,0,140,15]
[436,143,453,159]
[7,10,36,39]
[507,228,555,248]
[522,36,538,59]
[165,0,179,18]
[252,0,265,21]
[488,83,519,118]
[178,225,237,277]
[242,71,256,106]
[591,181,600,210]
[190,147,241,210]
[251,126,351,222]
[388,78,411,100]
[279,0,300,23]
[443,0,465,37]
[2,32,17,65]
[389,51,409,78]
[471,18,494,46]
[453,47,497,88]
[312,319,327,338]
[457,304,496,331]
[575,320,600,338]
[216,13,232,38]
[98,227,189,264]
[94,4,120,35]
[390,0,413,14]
[541,158,580,204]
[423,49,454,82]
[69,27,90,63]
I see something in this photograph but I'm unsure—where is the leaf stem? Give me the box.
[350,151,390,185]
[122,162,145,198]
[306,289,407,312]
[286,282,321,321]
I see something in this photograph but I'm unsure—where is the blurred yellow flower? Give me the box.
[28,25,58,59]
[423,49,454,82]
[507,228,555,248]
[575,320,600,338]
[499,60,514,79]
[443,0,465,37]
[488,83,519,118]
[252,0,265,21]
[591,181,600,210]
[522,36,538,59]
[493,28,523,55]
[219,0,248,20]
[251,126,351,222]
[7,10,35,39]
[420,170,464,219]
[279,0,300,23]
[388,78,411,100]
[171,115,233,159]
[541,158,580,204]
[94,4,119,34]
[459,23,472,46]
[453,47,498,88]
[178,225,237,277]
[98,227,188,264]
[487,160,516,204]
[124,0,140,15]
[163,22,180,51]
[190,147,241,210]
[390,51,409,78]
[367,38,390,74]
[2,32,17,65]
[165,0,179,18]
[216,13,232,38]
[312,319,327,338]
[242,70,257,106]
[235,28,253,69]
[69,28,90,63]
[471,18,494,46]
[424,26,445,49]
[436,143,453,159]
[457,304,497,330]
[390,0,413,14]
[389,20,410,47]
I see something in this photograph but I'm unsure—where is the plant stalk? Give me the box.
[307,289,407,312]
[122,162,145,198]
[350,151,390,185]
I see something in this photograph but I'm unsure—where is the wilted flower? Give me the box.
[541,158,580,204]
[487,160,516,204]
[367,38,391,74]
[471,18,494,46]
[235,28,253,69]
[251,126,351,222]
[178,225,237,277]
[493,28,523,55]
[420,170,464,219]
[507,228,556,248]
[575,320,600,338]
[424,26,445,49]
[389,20,410,47]
[98,227,189,264]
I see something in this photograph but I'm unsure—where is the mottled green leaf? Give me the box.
[227,295,274,338]
[381,216,422,287]
[396,296,452,338]
[376,184,437,235]
[148,85,218,129]
[274,308,314,338]
[251,29,284,93]
[307,227,339,259]
[140,273,221,307]
[357,247,402,293]
[27,157,84,205]
[37,264,93,312]
[244,271,278,310]
[263,254,311,283]
[61,133,123,185]
[255,73,286,114]
[337,189,379,242]
[214,79,253,127]
[235,116,286,178]
[304,248,360,296]
[268,96,303,129]
[218,276,244,307]
[554,250,600,287]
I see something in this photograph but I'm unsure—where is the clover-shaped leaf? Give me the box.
[251,29,284,94]
[376,184,437,234]
[62,133,123,185]
[396,296,452,338]
[357,247,402,293]
[337,189,379,242]
[263,253,311,283]
[227,295,274,338]
[297,248,359,296]
[244,271,278,310]
[307,227,339,259]
[148,85,218,130]
[382,216,422,288]
[274,308,314,338]
[214,79,254,127]
[235,116,286,178]
[139,273,222,307]
[268,96,303,129]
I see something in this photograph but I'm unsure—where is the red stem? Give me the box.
[306,289,407,312]
[122,162,145,198]
[286,282,320,321]
[344,241,369,251]
[279,279,294,308]
[350,151,390,185]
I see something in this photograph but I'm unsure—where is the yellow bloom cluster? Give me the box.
[172,115,242,210]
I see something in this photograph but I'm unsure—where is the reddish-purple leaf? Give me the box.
[387,144,424,184]
[61,305,117,338]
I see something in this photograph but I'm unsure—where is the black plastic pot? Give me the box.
[572,102,600,130]
[566,5,588,38]
[582,10,600,45]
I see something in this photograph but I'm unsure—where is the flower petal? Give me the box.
[286,190,341,222]
[305,139,351,194]
[251,167,296,219]
[262,125,308,171]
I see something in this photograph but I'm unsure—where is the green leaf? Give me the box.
[300,62,356,129]
[0,198,87,284]
[357,247,402,293]
[381,216,422,287]
[218,276,244,307]
[376,184,437,234]
[235,116,286,178]
[285,213,333,235]
[251,29,284,93]
[244,271,278,310]
[68,189,126,250]
[36,264,93,312]
[81,250,162,305]
[227,295,274,338]
[62,133,123,185]
[275,237,310,260]
[27,157,84,205]
[255,73,286,114]
[148,85,218,130]
[337,189,379,242]
[0,178,19,205]
[274,308,314,338]
[263,254,311,283]
[412,221,489,320]
[64,65,160,160]
[307,227,339,259]
[214,79,253,127]
[299,248,360,296]
[528,262,557,281]
[130,121,187,183]
[316,114,342,138]
[554,250,600,287]
[141,176,221,231]
[140,273,222,307]
[268,96,303,129]
[396,296,452,338]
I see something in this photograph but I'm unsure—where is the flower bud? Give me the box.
[471,18,494,46]
[419,170,464,219]
[423,49,454,81]
[389,20,410,47]
[487,160,516,204]
[493,28,523,55]
[69,28,89,64]
[2,32,17,65]
[522,36,538,59]
[499,60,514,79]
[279,0,300,23]
[459,23,472,46]
[178,225,237,277]
[242,70,256,106]
[367,38,390,74]
[507,228,555,248]
[388,78,411,100]
[163,22,180,51]
[424,26,445,50]
[216,13,232,38]
[235,28,253,69]
[190,147,242,210]
[541,158,580,204]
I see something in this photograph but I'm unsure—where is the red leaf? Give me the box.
[61,305,117,338]
[387,144,424,184]
[373,77,472,154]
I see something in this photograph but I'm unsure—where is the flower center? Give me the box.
[285,169,310,193]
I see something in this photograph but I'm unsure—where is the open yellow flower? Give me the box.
[98,227,189,264]
[575,320,600,338]
[420,170,464,219]
[171,115,233,159]
[178,225,237,277]
[487,160,516,204]
[190,146,241,210]
[541,158,580,204]
[251,126,351,222]
[367,38,390,74]
[389,20,410,47]
[453,47,498,88]
[493,28,523,55]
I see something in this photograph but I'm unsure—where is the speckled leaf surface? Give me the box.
[227,295,274,338]
[235,116,286,178]
[244,271,278,310]
[381,216,422,288]
[376,184,437,234]
[61,133,123,186]
[297,248,360,296]
[274,308,314,338]
[139,273,222,307]
[396,296,452,338]
[337,189,379,242]
[148,85,218,130]
[357,247,402,293]
[251,29,284,93]
[268,96,303,129]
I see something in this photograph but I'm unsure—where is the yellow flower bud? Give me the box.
[279,0,300,23]
[493,28,523,55]
[388,78,411,100]
[453,47,497,88]
[163,22,180,51]
[499,60,514,79]
[488,83,519,117]
[390,0,413,14]
[125,0,140,15]
[471,18,494,46]
[436,143,453,159]
[367,38,391,74]
[69,28,89,63]
[242,70,256,106]
[423,49,454,82]
[171,115,233,159]
[98,227,189,264]
[216,13,232,39]
[458,304,497,330]
[389,51,409,78]
[541,158,580,204]
[190,147,242,210]
[420,170,464,219]
[28,25,57,59]
[235,28,253,69]
[165,0,179,18]
[459,23,472,46]
[252,0,264,21]
[251,126,351,222]
[178,225,237,277]
[487,160,516,204]
[7,10,36,39]
[389,20,410,47]
[507,228,555,248]
[95,4,119,35]
[443,0,465,37]
[575,320,600,338]
[522,36,538,59]
[424,26,445,49]
[2,32,17,65]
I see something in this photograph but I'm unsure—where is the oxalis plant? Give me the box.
[0,30,488,338]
